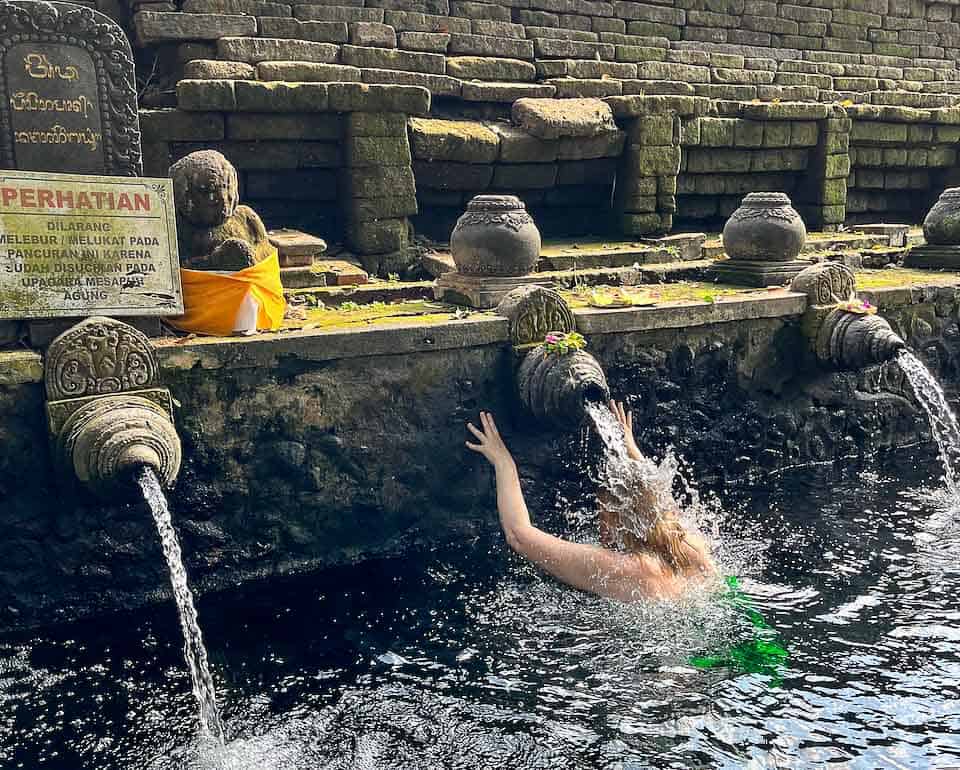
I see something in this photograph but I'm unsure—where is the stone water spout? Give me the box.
[44,317,181,497]
[497,285,610,428]
[791,263,906,370]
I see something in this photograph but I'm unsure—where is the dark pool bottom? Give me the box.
[4,447,960,769]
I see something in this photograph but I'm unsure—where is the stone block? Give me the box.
[628,144,681,176]
[329,83,431,114]
[850,121,908,144]
[472,19,526,38]
[345,165,416,197]
[412,160,494,190]
[526,25,598,42]
[399,31,451,52]
[555,130,626,160]
[449,33,535,59]
[347,135,412,166]
[634,113,675,145]
[450,0,511,20]
[532,38,614,59]
[545,78,622,98]
[234,80,328,111]
[625,20,681,40]
[712,68,775,85]
[740,102,831,120]
[345,112,408,136]
[139,108,225,141]
[173,139,340,169]
[360,69,462,98]
[227,113,342,140]
[512,97,617,139]
[621,213,665,235]
[621,79,696,96]
[183,0,289,12]
[592,16,626,34]
[733,120,764,147]
[134,11,255,44]
[699,117,735,146]
[489,124,557,162]
[694,83,757,101]
[821,178,847,206]
[614,44,668,62]
[258,17,349,42]
[492,163,558,188]
[762,122,791,148]
[825,153,851,178]
[446,56,536,81]
[685,148,750,173]
[177,79,236,111]
[384,10,470,33]
[349,21,397,47]
[341,45,446,73]
[218,36,339,63]
[295,5,384,22]
[637,60,710,83]
[350,193,418,222]
[679,117,700,145]
[462,81,555,100]
[824,131,850,154]
[516,9,559,26]
[408,118,499,162]
[929,147,958,167]
[257,61,362,81]
[347,218,409,254]
[183,59,256,79]
[790,122,819,147]
[566,60,638,79]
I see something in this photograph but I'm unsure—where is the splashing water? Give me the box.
[138,467,225,747]
[897,349,960,500]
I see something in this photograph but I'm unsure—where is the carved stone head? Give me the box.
[170,150,239,228]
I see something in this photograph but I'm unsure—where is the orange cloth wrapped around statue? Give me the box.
[165,149,287,336]
[169,249,286,336]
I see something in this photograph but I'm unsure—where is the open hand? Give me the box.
[466,411,514,468]
[609,400,643,461]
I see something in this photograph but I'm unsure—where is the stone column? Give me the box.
[614,111,680,236]
[803,105,852,231]
[341,112,419,277]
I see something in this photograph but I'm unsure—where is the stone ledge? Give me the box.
[154,315,510,370]
[573,292,808,334]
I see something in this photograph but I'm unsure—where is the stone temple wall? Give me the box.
[1,285,958,629]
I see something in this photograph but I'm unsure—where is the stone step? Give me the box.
[134,11,256,44]
[446,55,535,81]
[218,36,340,63]
[341,44,447,73]
[448,32,534,60]
[183,0,291,15]
[258,16,348,42]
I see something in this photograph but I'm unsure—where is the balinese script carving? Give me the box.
[11,91,94,118]
[44,316,159,400]
[14,125,101,151]
[0,1,142,175]
[23,52,78,80]
[497,285,576,347]
[790,262,857,306]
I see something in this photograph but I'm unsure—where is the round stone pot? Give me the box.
[450,195,541,277]
[923,188,960,245]
[721,192,807,262]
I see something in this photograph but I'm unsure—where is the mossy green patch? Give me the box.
[283,299,488,331]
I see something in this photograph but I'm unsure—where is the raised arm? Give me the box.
[466,412,679,601]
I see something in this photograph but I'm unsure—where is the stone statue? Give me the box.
[170,150,272,271]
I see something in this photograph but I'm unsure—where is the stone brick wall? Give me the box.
[408,116,625,238]
[847,109,960,223]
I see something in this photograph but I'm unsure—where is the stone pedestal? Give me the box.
[434,273,554,309]
[903,244,960,270]
[708,258,810,287]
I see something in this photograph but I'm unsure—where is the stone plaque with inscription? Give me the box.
[0,0,142,176]
[0,170,182,318]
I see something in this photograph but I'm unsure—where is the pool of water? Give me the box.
[3,446,960,769]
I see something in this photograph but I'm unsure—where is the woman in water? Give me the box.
[466,402,716,601]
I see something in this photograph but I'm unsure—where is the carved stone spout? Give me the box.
[815,309,906,369]
[517,347,610,427]
[790,262,906,370]
[44,317,181,497]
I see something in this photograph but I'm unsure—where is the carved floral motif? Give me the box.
[44,316,158,400]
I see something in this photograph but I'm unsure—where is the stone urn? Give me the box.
[922,187,960,245]
[516,346,610,428]
[450,195,541,277]
[722,192,807,261]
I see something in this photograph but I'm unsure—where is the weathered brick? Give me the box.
[217,36,339,63]
[135,11,255,43]
[408,118,500,162]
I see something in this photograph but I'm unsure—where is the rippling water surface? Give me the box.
[4,447,960,769]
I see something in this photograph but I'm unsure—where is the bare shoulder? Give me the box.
[586,547,683,601]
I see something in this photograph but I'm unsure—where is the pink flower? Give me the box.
[545,334,561,344]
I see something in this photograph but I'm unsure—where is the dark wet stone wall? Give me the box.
[1,294,958,629]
